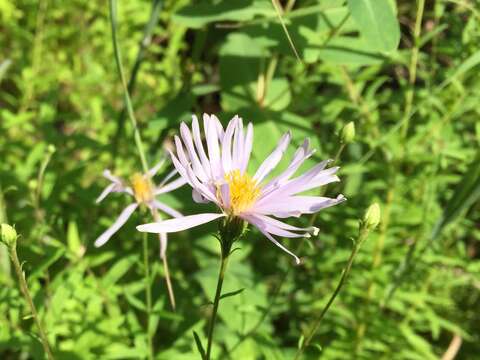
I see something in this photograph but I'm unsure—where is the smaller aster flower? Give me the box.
[94,161,186,259]
[137,114,346,264]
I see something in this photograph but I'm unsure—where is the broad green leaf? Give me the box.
[173,0,273,28]
[347,0,400,52]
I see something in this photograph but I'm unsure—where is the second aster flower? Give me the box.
[95,161,186,258]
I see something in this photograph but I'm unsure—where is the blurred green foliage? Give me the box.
[1,0,480,359]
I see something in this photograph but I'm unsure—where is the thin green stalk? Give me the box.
[109,0,149,174]
[142,232,154,360]
[0,186,11,279]
[112,0,163,157]
[294,223,373,360]
[401,0,426,140]
[271,0,301,61]
[206,254,230,360]
[9,246,54,360]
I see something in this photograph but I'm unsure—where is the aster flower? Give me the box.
[137,114,345,264]
[94,161,186,259]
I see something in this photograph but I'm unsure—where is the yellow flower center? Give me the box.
[131,173,153,204]
[224,170,260,215]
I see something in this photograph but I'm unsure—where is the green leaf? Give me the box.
[440,50,480,88]
[220,288,245,300]
[30,247,65,280]
[101,255,137,287]
[173,0,273,29]
[431,150,480,239]
[193,331,207,360]
[67,219,84,258]
[347,0,400,52]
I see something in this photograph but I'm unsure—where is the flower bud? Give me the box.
[340,122,355,144]
[1,223,18,248]
[363,203,380,230]
[218,216,248,256]
[47,144,56,154]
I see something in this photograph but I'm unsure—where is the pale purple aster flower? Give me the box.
[95,161,186,258]
[137,114,346,264]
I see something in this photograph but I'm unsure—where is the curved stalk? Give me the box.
[10,246,55,360]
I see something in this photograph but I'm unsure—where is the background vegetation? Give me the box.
[1,0,479,359]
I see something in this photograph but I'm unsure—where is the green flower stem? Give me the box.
[9,246,54,360]
[109,0,149,174]
[401,0,426,140]
[294,225,372,360]
[205,251,230,360]
[142,232,154,360]
[112,0,163,158]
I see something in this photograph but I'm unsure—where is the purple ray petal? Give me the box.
[240,122,253,173]
[94,203,138,247]
[254,194,346,217]
[147,160,165,178]
[137,213,225,233]
[159,232,168,259]
[150,200,183,218]
[244,215,300,264]
[192,189,209,203]
[96,183,120,204]
[253,131,291,183]
[261,139,314,196]
[192,115,212,178]
[232,116,244,169]
[154,177,187,196]
[103,169,123,184]
[251,214,319,235]
[180,122,209,182]
[205,114,222,179]
[221,116,238,173]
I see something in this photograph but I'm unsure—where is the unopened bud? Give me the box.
[1,223,18,248]
[363,203,380,230]
[47,144,56,154]
[340,122,355,144]
[218,217,248,256]
[28,179,38,191]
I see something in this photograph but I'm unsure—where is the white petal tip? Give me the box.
[311,227,320,236]
[94,240,105,248]
[136,224,150,232]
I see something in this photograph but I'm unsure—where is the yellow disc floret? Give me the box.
[224,170,260,215]
[131,173,153,204]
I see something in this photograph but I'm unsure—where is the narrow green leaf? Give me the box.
[101,255,137,287]
[431,150,480,239]
[347,0,400,52]
[219,288,245,300]
[193,331,207,360]
[440,50,480,89]
[67,219,83,258]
